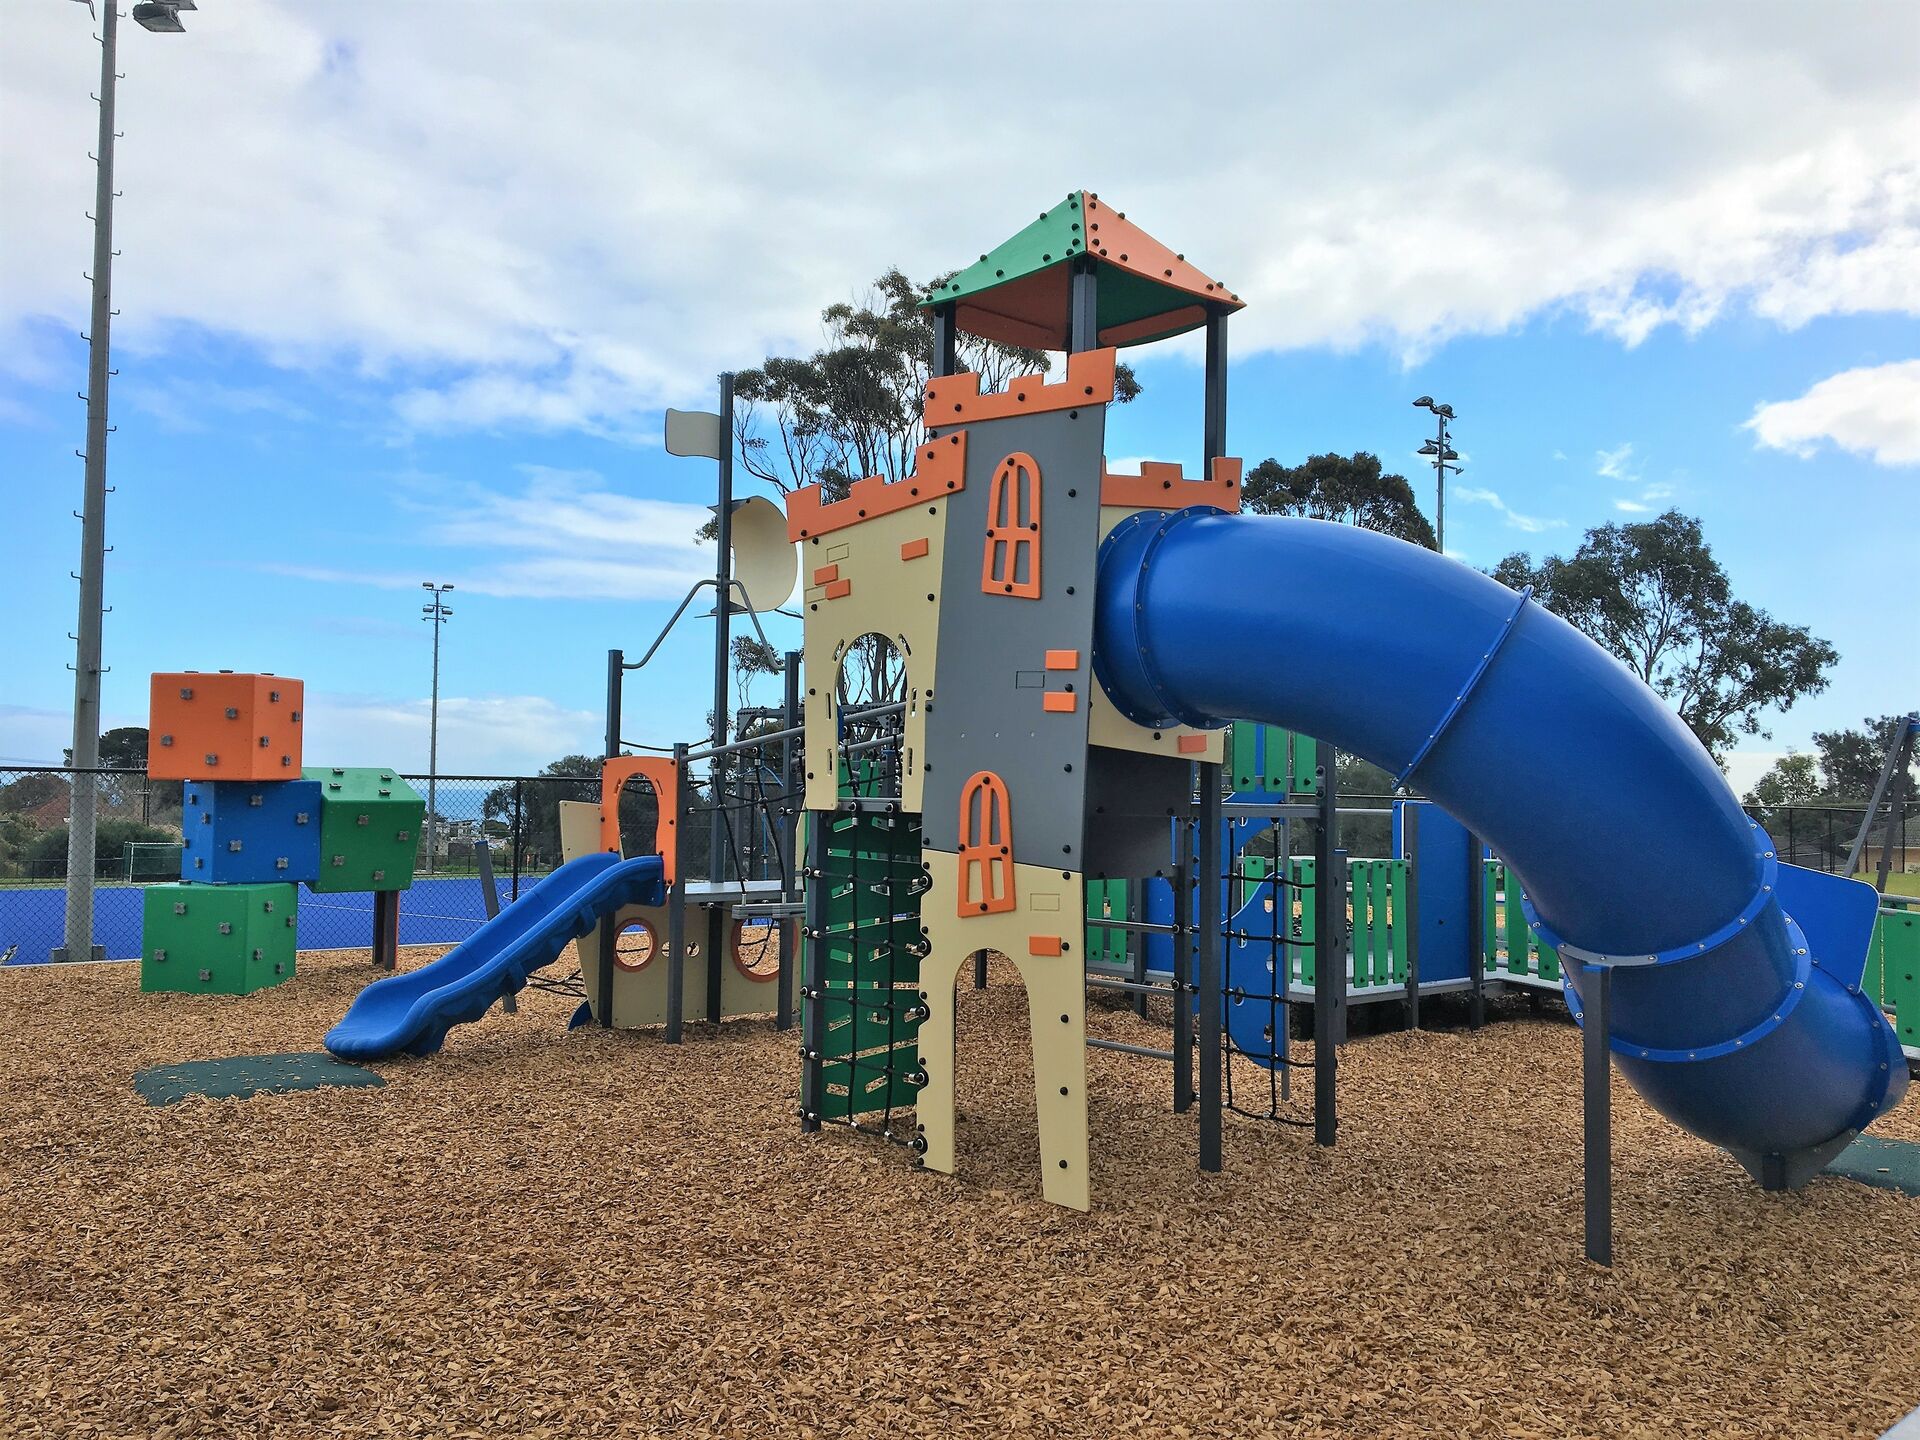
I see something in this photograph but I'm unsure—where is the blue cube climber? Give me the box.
[182,778,324,885]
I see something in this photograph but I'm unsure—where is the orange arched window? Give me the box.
[981,452,1042,599]
[957,771,1016,916]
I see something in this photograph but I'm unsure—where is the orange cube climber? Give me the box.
[147,672,304,781]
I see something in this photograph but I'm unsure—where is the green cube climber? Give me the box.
[302,767,425,893]
[141,882,299,994]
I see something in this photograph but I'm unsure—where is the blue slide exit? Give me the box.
[1095,510,1908,1188]
[325,851,665,1061]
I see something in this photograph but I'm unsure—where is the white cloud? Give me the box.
[265,466,713,600]
[1614,499,1652,513]
[1452,485,1566,534]
[1745,359,1920,465]
[1595,443,1640,481]
[3,6,1918,434]
[302,693,599,776]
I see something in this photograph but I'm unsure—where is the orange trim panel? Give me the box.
[1101,456,1243,513]
[812,564,839,585]
[1042,692,1079,714]
[923,348,1117,429]
[957,772,1016,917]
[786,430,968,541]
[823,579,852,600]
[1044,649,1079,671]
[1177,734,1210,754]
[982,451,1042,599]
[900,537,930,561]
[600,755,679,886]
[1028,935,1064,957]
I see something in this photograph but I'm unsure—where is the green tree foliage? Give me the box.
[1812,715,1919,800]
[63,726,149,769]
[0,772,70,816]
[1743,752,1823,807]
[1493,511,1835,761]
[731,268,1140,505]
[482,755,602,870]
[1241,452,1437,549]
[731,634,783,710]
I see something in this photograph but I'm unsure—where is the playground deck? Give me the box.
[0,952,1914,1439]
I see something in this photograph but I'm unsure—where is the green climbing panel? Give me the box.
[809,808,925,1116]
[303,767,424,894]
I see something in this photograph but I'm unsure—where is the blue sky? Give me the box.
[4,4,1916,794]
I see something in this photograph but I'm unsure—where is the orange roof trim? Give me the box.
[923,348,1116,429]
[1100,456,1243,512]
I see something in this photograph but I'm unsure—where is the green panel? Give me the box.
[134,1052,381,1106]
[1289,733,1321,795]
[1239,853,1272,912]
[1880,908,1918,1048]
[303,767,424,893]
[141,882,297,994]
[1229,722,1261,793]
[921,193,1086,310]
[1086,879,1129,966]
[817,985,921,1058]
[1288,858,1316,986]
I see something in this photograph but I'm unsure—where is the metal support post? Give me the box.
[1582,962,1614,1266]
[1466,829,1486,1030]
[799,813,828,1132]
[1313,761,1344,1146]
[1172,858,1195,1114]
[595,647,621,1027]
[1068,258,1099,354]
[665,741,690,1043]
[776,650,801,1030]
[1198,772,1224,1171]
[372,889,400,972]
[931,301,958,378]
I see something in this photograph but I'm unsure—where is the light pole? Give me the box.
[422,583,454,877]
[1412,396,1461,553]
[57,0,198,964]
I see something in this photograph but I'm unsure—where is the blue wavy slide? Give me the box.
[325,851,665,1061]
[1095,511,1909,1188]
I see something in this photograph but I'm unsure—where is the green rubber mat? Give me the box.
[1826,1136,1920,1198]
[133,1052,385,1107]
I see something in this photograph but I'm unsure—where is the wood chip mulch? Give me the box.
[0,948,1915,1439]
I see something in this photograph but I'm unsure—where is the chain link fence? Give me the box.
[0,767,598,965]
[0,765,1911,966]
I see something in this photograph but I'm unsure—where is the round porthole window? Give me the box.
[731,918,788,982]
[612,918,659,972]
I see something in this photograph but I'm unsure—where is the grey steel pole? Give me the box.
[59,0,123,964]
[422,584,452,877]
[1435,413,1447,555]
[710,371,735,885]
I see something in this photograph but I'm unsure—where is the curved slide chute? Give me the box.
[1095,510,1907,1186]
[325,851,665,1062]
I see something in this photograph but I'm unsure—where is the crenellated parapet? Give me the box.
[1100,456,1243,512]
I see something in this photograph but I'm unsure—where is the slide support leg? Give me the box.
[1198,774,1223,1172]
[1583,961,1614,1267]
[372,890,399,972]
[1172,859,1195,1114]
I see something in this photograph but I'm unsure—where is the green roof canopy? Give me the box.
[920,190,1244,351]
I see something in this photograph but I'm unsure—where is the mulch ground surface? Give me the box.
[1,948,1915,1439]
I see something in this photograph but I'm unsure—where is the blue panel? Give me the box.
[1395,799,1472,983]
[181,779,323,885]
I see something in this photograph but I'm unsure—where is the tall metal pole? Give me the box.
[710,371,736,883]
[1434,412,1448,554]
[422,583,453,877]
[58,0,123,964]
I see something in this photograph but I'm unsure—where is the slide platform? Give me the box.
[1095,510,1908,1188]
[324,851,665,1061]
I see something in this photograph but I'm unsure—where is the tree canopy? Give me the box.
[1241,452,1437,549]
[1494,510,1835,761]
[732,268,1139,503]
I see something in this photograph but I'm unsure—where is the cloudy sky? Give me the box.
[3,2,1916,791]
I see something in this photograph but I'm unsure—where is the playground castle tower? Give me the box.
[791,192,1247,1207]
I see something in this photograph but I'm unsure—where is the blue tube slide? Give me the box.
[325,851,665,1062]
[1095,510,1907,1187]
